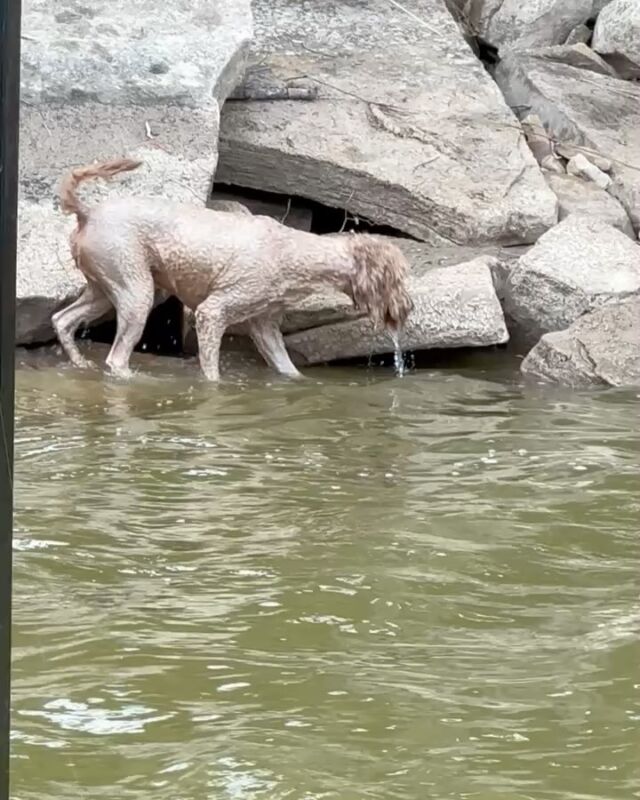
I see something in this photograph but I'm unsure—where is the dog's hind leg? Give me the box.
[52,282,112,368]
[105,274,155,378]
[246,316,303,379]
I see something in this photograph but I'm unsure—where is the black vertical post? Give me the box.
[0,0,21,798]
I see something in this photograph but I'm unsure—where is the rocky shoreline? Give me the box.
[17,0,640,387]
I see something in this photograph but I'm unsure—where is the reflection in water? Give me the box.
[11,344,640,800]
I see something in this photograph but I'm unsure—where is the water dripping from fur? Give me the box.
[390,330,406,378]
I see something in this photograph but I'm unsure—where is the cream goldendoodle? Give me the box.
[54,159,413,380]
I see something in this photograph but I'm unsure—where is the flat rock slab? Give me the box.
[23,0,252,104]
[504,215,640,343]
[521,298,640,386]
[495,52,640,233]
[545,173,635,237]
[17,0,253,346]
[533,43,618,76]
[217,0,557,248]
[285,257,509,365]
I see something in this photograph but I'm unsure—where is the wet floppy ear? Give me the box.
[380,246,413,330]
[349,238,385,328]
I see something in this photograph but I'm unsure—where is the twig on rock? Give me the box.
[228,84,318,102]
[280,197,292,225]
[385,0,442,37]
[338,190,356,233]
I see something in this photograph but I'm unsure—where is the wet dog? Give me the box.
[53,159,413,380]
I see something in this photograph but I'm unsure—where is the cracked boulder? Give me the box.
[592,0,640,78]
[285,256,509,365]
[17,0,253,345]
[217,0,557,248]
[504,215,640,343]
[521,298,640,387]
[460,0,592,50]
[495,51,640,234]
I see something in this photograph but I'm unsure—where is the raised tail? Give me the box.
[59,158,142,226]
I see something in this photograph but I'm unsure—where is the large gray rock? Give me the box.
[217,0,557,248]
[285,257,509,365]
[592,0,614,14]
[16,204,82,345]
[462,0,592,50]
[495,52,640,233]
[521,299,640,386]
[545,173,635,237]
[592,0,640,78]
[504,215,640,342]
[17,0,253,345]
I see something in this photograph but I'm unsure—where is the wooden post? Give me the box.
[0,1,21,798]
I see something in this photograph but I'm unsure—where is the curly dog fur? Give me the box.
[53,159,413,380]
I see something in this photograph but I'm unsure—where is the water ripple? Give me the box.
[11,358,640,800]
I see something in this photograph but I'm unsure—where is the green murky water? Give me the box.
[11,345,640,800]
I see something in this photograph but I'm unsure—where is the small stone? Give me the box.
[566,153,612,190]
[564,23,593,45]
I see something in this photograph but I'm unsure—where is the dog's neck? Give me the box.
[293,232,354,293]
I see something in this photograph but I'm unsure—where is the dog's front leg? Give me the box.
[194,295,227,382]
[246,316,303,379]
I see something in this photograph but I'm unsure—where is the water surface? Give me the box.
[12,345,640,800]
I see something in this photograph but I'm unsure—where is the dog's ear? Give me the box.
[350,236,382,326]
[349,236,413,330]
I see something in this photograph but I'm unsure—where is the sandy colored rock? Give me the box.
[217,0,557,248]
[495,52,640,233]
[17,0,253,346]
[545,173,635,237]
[521,299,640,386]
[504,215,640,342]
[566,154,612,189]
[521,114,564,172]
[285,258,509,365]
[593,0,640,78]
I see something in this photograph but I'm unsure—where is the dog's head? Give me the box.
[347,235,414,332]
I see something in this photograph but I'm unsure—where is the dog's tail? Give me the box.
[59,158,142,226]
